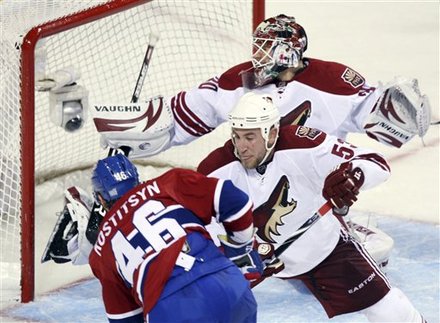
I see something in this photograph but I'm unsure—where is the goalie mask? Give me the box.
[252,14,308,86]
[229,92,280,165]
[91,154,139,209]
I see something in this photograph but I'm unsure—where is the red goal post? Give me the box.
[1,0,265,303]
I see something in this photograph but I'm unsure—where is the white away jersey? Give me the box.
[197,125,390,277]
[170,58,383,146]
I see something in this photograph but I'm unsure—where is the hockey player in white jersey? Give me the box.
[196,92,426,322]
[93,14,431,157]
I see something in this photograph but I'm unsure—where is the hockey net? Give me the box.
[0,0,263,303]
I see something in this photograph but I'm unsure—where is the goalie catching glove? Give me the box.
[218,235,264,281]
[92,95,174,158]
[41,186,103,265]
[364,76,431,148]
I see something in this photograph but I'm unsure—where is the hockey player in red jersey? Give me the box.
[85,154,262,322]
[197,92,426,322]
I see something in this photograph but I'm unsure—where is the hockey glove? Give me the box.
[219,235,264,281]
[364,77,431,147]
[41,204,79,264]
[257,242,285,277]
[322,162,365,212]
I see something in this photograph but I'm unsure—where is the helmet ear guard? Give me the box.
[252,14,307,85]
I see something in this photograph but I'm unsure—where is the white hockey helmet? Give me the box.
[252,14,307,85]
[229,92,280,164]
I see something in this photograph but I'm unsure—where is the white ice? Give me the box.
[1,1,439,322]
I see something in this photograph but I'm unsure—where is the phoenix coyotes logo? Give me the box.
[253,175,297,243]
[341,68,365,88]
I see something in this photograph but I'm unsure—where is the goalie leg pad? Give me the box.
[347,216,394,271]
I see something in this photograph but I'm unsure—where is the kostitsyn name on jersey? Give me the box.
[94,181,160,256]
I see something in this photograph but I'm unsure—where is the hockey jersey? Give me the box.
[170,58,381,145]
[89,168,254,321]
[197,125,390,278]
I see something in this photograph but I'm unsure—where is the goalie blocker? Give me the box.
[92,96,174,158]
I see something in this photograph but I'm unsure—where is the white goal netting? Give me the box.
[0,0,255,303]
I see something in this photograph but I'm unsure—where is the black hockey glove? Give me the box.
[41,186,103,265]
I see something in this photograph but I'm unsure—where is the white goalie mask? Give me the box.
[252,14,308,86]
[229,92,280,165]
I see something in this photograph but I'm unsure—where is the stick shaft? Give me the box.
[108,33,159,157]
[251,201,333,288]
[131,33,159,103]
[274,201,332,257]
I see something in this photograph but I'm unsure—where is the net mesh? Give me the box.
[0,0,253,301]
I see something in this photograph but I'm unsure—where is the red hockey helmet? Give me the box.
[252,14,307,85]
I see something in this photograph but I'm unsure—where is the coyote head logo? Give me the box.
[253,175,297,242]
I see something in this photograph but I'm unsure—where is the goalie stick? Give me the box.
[131,33,159,104]
[108,33,160,157]
[251,201,333,288]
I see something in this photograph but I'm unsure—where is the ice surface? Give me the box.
[2,212,438,322]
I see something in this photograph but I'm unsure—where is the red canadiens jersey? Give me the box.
[89,168,253,321]
[197,125,390,277]
[169,58,382,145]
